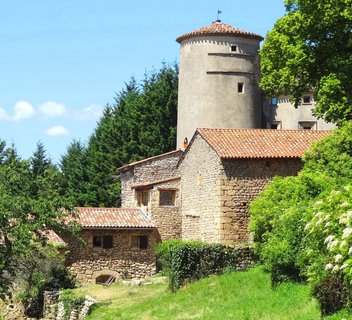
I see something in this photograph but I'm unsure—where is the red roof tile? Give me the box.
[39,230,66,245]
[73,207,156,229]
[176,20,263,43]
[197,128,331,159]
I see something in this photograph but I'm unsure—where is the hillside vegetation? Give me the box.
[76,267,323,320]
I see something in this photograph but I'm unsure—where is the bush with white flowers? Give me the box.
[304,185,352,284]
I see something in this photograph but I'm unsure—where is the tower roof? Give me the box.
[176,20,263,43]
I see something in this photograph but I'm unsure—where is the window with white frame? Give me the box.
[298,121,317,130]
[267,121,282,129]
[230,44,238,52]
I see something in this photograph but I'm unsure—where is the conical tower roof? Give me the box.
[176,20,263,43]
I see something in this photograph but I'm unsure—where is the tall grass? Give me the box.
[80,266,324,320]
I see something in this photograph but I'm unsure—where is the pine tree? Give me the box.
[60,140,91,206]
[31,141,51,177]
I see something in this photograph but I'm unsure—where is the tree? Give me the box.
[260,0,352,124]
[249,122,352,313]
[30,141,51,177]
[0,155,77,294]
[83,63,178,206]
[60,140,91,206]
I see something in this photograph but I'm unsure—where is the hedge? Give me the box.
[156,240,254,292]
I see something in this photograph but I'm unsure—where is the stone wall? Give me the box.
[179,134,222,243]
[64,229,157,284]
[119,150,182,241]
[148,179,182,241]
[120,150,182,208]
[219,158,303,244]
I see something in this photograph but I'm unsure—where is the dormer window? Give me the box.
[230,44,238,52]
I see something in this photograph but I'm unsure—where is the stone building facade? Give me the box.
[119,150,182,241]
[119,128,330,245]
[63,207,157,284]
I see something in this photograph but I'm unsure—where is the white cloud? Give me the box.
[71,104,103,121]
[45,125,69,136]
[13,101,35,121]
[39,101,66,117]
[0,107,8,120]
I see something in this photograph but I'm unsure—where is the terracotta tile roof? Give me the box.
[176,20,263,43]
[73,207,156,229]
[39,230,66,245]
[118,149,182,172]
[197,128,331,159]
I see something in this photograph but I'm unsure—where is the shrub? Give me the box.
[156,240,252,292]
[312,276,352,316]
[59,289,85,320]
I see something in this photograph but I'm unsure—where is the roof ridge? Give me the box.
[176,21,263,43]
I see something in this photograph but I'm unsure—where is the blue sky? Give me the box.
[0,0,286,163]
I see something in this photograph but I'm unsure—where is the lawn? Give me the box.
[75,266,337,320]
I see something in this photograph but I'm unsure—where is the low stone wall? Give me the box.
[43,291,96,320]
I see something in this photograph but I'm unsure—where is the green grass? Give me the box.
[76,266,329,320]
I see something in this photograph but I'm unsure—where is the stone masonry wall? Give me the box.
[179,134,222,243]
[149,179,182,241]
[219,158,303,244]
[119,150,182,241]
[64,229,156,284]
[120,150,182,208]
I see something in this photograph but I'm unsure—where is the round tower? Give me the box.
[176,20,264,148]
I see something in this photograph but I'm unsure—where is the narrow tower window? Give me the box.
[238,82,244,93]
[230,44,238,52]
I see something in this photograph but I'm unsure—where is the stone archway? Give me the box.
[92,269,121,284]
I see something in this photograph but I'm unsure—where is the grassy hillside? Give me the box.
[75,267,326,320]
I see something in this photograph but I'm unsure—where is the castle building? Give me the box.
[63,21,333,283]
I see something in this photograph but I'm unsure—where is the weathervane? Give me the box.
[217,9,222,21]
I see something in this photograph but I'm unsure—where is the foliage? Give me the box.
[250,172,335,283]
[62,62,178,206]
[83,266,321,320]
[0,143,78,294]
[312,275,352,316]
[250,123,352,314]
[156,240,250,292]
[260,0,352,124]
[59,289,85,320]
[60,140,91,206]
[30,141,51,178]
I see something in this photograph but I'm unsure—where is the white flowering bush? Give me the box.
[304,185,352,285]
[250,123,352,315]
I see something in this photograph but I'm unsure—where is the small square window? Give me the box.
[159,190,176,206]
[271,123,278,129]
[298,121,317,130]
[93,235,113,249]
[238,82,244,93]
[230,45,238,52]
[302,96,312,104]
[267,121,281,129]
[131,235,148,249]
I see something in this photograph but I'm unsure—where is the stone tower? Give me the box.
[176,20,264,148]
